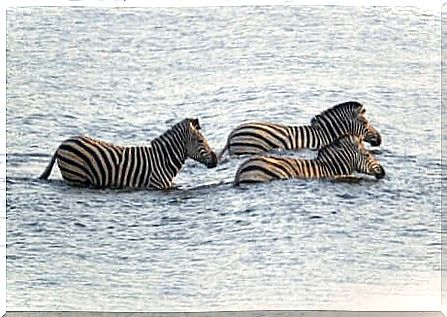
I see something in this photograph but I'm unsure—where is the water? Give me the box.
[6,6,441,311]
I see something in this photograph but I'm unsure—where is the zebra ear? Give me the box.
[191,118,201,130]
[310,115,320,126]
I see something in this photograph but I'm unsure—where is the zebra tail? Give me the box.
[217,141,229,163]
[39,152,57,180]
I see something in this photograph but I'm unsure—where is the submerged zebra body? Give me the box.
[219,101,382,159]
[39,118,218,189]
[234,135,385,184]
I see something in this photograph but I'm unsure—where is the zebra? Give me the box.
[234,135,385,185]
[39,118,218,189]
[218,101,382,160]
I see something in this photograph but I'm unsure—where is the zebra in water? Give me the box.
[218,101,382,160]
[234,135,385,185]
[39,118,218,189]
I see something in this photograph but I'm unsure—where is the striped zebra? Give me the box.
[234,135,385,184]
[39,118,218,189]
[218,101,381,159]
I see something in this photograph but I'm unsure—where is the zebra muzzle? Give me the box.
[370,134,382,147]
[375,165,385,179]
[207,152,218,168]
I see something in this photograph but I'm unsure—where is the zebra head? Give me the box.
[317,135,384,179]
[311,101,382,147]
[354,115,382,147]
[184,118,218,168]
[349,136,385,179]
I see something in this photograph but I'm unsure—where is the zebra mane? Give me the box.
[310,101,365,127]
[316,135,362,160]
[153,118,200,142]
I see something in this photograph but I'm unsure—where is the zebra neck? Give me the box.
[150,132,188,178]
[315,152,353,177]
[314,121,350,147]
[290,125,320,150]
[309,160,336,178]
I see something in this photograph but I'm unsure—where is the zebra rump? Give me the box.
[39,118,218,189]
[234,135,385,185]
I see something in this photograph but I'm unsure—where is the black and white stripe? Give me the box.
[39,118,218,189]
[219,101,382,159]
[234,135,385,184]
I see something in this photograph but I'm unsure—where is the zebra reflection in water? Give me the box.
[219,101,381,159]
[234,135,385,185]
[39,118,218,189]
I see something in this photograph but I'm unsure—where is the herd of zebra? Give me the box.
[38,101,386,189]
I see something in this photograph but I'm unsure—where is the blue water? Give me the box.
[6,6,441,311]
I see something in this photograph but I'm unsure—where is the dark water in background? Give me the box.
[6,6,441,311]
